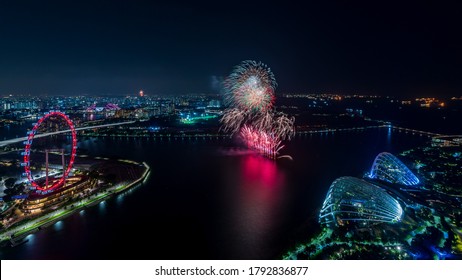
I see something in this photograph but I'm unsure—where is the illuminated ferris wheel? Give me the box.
[22,111,77,194]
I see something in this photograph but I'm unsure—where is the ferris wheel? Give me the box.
[22,111,77,194]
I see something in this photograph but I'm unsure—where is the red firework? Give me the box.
[240,125,283,158]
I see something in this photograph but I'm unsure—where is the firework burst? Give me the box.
[224,60,276,112]
[240,125,283,158]
[221,60,295,158]
[220,108,248,134]
[252,111,295,140]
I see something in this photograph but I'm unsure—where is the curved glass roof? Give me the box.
[369,152,420,186]
[319,176,403,227]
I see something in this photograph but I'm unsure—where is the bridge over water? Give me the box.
[0,121,136,147]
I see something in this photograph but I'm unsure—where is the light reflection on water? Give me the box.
[53,221,63,231]
[116,194,124,205]
[222,154,287,258]
[0,129,430,259]
[26,234,35,245]
[99,201,106,215]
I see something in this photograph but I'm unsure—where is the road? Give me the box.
[0,121,136,147]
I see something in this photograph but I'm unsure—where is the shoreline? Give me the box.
[0,161,150,246]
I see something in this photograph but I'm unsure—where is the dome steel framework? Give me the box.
[369,152,420,186]
[319,176,403,227]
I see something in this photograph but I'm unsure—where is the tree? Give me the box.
[4,178,16,188]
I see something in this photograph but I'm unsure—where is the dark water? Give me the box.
[0,128,427,259]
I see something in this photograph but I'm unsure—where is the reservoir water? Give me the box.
[0,128,427,259]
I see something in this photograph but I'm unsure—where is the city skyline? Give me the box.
[1,1,461,96]
[1,1,462,264]
[1,68,461,260]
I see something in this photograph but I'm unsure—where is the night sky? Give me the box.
[1,1,461,97]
